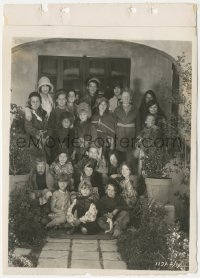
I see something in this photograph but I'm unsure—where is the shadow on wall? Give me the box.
[132,78,144,108]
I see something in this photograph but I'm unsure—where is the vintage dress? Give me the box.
[49,161,74,190]
[46,190,71,227]
[114,104,137,152]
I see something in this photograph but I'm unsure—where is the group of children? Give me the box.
[24,76,167,237]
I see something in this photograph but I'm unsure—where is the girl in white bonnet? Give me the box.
[25,76,54,121]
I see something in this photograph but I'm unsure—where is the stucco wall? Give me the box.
[11,39,173,116]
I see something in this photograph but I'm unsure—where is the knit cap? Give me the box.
[77,102,92,118]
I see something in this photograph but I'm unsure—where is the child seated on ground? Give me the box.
[49,150,74,191]
[29,156,53,205]
[67,182,99,235]
[97,182,129,238]
[46,174,71,228]
[76,158,102,198]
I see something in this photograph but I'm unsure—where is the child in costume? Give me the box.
[49,150,74,191]
[29,156,53,205]
[67,182,99,235]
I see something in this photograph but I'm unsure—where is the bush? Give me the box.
[9,185,48,250]
[8,252,35,267]
[10,103,33,175]
[117,197,189,270]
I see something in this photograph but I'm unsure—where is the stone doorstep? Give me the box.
[72,251,99,261]
[72,244,98,252]
[14,248,32,256]
[39,250,69,259]
[71,260,101,269]
[103,260,127,269]
[102,252,122,261]
[42,242,71,251]
[72,239,98,244]
[46,237,71,243]
[99,240,117,244]
[100,243,118,252]
[37,257,68,268]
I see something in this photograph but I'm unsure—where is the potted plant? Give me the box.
[9,104,32,191]
[141,147,172,205]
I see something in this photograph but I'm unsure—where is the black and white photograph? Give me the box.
[3,3,197,274]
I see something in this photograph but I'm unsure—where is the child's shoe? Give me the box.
[81,227,88,235]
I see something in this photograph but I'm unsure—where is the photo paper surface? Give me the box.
[2,3,197,275]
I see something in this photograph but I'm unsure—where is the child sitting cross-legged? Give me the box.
[46,173,71,228]
[67,181,99,235]
[29,156,53,205]
[97,181,129,238]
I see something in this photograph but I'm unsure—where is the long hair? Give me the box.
[119,161,133,176]
[147,100,166,119]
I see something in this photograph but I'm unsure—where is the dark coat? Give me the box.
[97,195,128,217]
[25,108,48,139]
[91,111,115,140]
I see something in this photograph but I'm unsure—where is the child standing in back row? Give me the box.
[25,76,54,121]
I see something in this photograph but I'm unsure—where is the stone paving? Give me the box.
[37,237,127,269]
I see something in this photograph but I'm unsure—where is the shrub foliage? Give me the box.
[117,197,189,270]
[9,185,48,250]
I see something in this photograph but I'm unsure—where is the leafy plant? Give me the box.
[9,103,32,175]
[141,147,170,178]
[8,252,35,267]
[174,191,190,235]
[9,185,48,250]
[117,197,189,270]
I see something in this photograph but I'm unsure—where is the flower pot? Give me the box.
[145,178,172,205]
[9,174,29,192]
